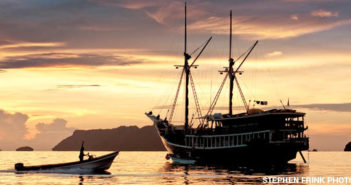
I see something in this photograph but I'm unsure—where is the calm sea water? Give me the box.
[0,151,350,184]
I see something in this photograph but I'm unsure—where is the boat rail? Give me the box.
[185,130,271,149]
[184,129,308,149]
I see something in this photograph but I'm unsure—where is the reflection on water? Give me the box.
[0,151,350,184]
[162,162,308,175]
[160,162,308,184]
[79,176,83,185]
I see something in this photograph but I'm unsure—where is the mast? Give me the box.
[184,2,191,130]
[169,3,212,127]
[228,10,234,115]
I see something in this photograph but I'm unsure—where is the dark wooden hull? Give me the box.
[15,151,119,172]
[161,136,299,164]
[146,112,309,165]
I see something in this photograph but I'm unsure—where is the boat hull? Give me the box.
[146,113,308,165]
[15,151,119,172]
[161,136,299,164]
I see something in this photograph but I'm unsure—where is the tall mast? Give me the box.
[184,2,191,130]
[228,10,234,115]
[184,2,187,54]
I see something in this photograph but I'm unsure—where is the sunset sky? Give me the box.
[0,0,351,150]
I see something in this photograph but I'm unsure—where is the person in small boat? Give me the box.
[79,141,85,162]
[87,153,94,160]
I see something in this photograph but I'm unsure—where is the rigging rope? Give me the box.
[169,68,185,123]
[234,77,249,112]
[206,73,229,117]
[189,71,203,127]
[189,37,210,56]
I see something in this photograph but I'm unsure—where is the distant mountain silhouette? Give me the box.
[52,126,165,151]
[344,142,351,151]
[16,146,34,151]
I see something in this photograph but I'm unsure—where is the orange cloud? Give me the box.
[311,9,338,17]
[0,52,141,69]
[188,15,351,39]
[0,42,64,49]
[104,0,158,10]
[265,51,283,57]
[290,15,299,20]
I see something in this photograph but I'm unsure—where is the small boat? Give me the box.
[167,154,196,165]
[15,151,119,172]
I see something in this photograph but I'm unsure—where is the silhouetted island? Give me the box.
[16,146,34,151]
[53,126,165,151]
[344,142,351,151]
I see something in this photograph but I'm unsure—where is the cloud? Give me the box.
[208,103,351,113]
[57,84,101,88]
[0,109,74,150]
[109,0,351,39]
[0,0,350,52]
[265,51,283,57]
[78,25,124,32]
[290,15,299,20]
[102,0,207,25]
[0,110,29,149]
[188,15,351,39]
[311,9,339,18]
[282,0,334,2]
[0,41,64,50]
[99,0,159,10]
[144,1,184,24]
[33,119,74,150]
[0,53,141,69]
[295,103,351,112]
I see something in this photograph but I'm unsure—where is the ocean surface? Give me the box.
[0,151,350,184]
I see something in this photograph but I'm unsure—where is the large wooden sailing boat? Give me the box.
[146,3,309,164]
